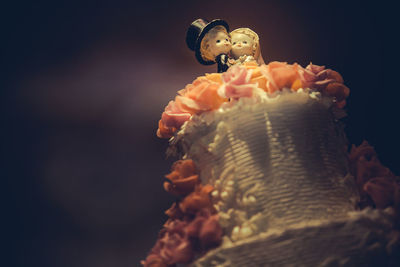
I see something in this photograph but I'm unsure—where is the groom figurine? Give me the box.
[186,18,232,73]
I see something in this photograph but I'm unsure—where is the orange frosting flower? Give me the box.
[156,119,177,139]
[175,77,226,115]
[156,62,351,140]
[302,63,350,107]
[179,184,214,214]
[349,141,393,187]
[186,209,223,249]
[165,202,184,220]
[164,160,199,197]
[156,74,225,139]
[260,61,303,93]
[198,213,223,249]
[243,61,258,69]
[155,220,194,265]
[157,100,192,139]
[250,70,268,91]
[144,156,223,266]
[141,254,167,267]
[324,82,350,105]
[204,73,223,84]
[363,177,400,209]
[348,141,399,209]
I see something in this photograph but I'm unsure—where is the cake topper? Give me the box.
[230,28,265,65]
[186,18,232,73]
[146,18,400,267]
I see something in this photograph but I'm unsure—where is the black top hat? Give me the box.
[186,18,229,65]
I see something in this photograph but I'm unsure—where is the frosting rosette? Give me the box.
[259,61,303,93]
[157,75,226,139]
[179,184,214,214]
[301,63,350,108]
[157,101,191,138]
[218,65,257,99]
[363,177,400,209]
[143,158,221,267]
[176,77,226,114]
[257,61,349,107]
[157,61,351,138]
[164,159,199,197]
[142,220,193,267]
[349,141,400,209]
[186,209,223,249]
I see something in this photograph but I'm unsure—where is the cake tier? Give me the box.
[190,208,399,267]
[172,91,359,240]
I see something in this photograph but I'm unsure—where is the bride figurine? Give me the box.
[230,27,265,66]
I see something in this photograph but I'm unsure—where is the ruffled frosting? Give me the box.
[349,141,400,209]
[218,65,257,99]
[142,160,222,267]
[157,101,191,139]
[164,159,199,196]
[259,61,303,93]
[157,62,350,139]
[157,74,226,139]
[142,220,193,267]
[301,63,349,108]
[179,184,214,214]
[185,208,223,249]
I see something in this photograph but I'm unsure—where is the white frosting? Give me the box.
[168,90,399,266]
[189,208,399,266]
[172,90,357,237]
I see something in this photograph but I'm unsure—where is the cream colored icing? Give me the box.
[169,90,398,266]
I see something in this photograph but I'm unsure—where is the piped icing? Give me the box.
[145,61,400,267]
[157,62,350,139]
[172,91,358,243]
[142,160,222,267]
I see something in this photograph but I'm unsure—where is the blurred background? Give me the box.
[3,0,397,266]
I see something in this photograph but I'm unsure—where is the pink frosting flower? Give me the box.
[157,101,192,139]
[161,101,192,128]
[219,65,257,99]
[156,76,226,139]
[301,63,343,89]
[301,63,350,107]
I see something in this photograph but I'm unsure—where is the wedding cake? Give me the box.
[142,19,400,267]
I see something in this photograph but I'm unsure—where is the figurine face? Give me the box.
[231,33,254,59]
[207,31,231,58]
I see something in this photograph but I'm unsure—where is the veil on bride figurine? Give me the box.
[230,27,265,66]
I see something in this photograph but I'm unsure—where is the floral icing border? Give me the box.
[348,141,400,210]
[142,160,222,267]
[157,61,350,139]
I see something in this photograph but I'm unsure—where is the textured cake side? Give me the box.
[173,91,359,241]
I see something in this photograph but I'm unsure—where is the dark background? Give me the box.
[3,0,398,266]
